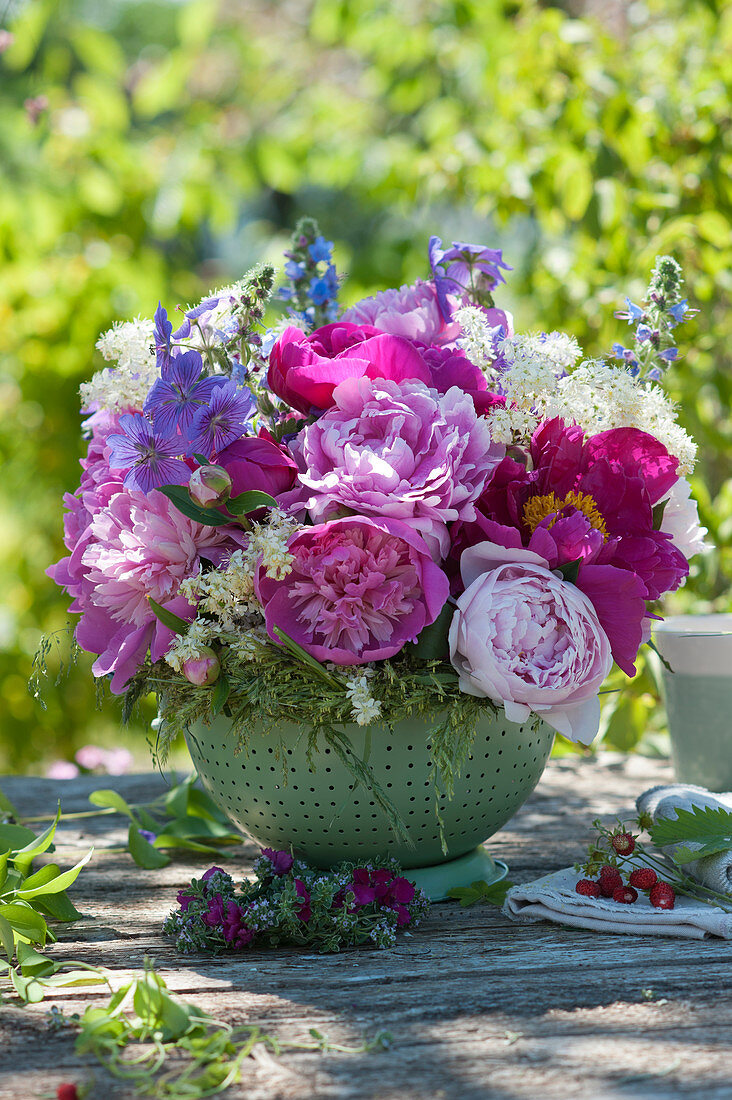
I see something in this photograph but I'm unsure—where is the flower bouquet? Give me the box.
[46,220,704,879]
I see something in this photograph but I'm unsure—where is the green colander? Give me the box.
[185,709,554,898]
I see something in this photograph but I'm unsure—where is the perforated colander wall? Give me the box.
[185,712,554,869]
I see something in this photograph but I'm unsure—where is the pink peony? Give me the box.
[255,516,449,665]
[268,321,431,415]
[342,280,461,346]
[294,377,503,559]
[449,541,613,744]
[54,489,244,693]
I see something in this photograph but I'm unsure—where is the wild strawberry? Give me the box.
[649,882,676,909]
[57,1086,79,1100]
[575,879,601,898]
[611,831,636,856]
[629,867,658,891]
[598,865,623,897]
[612,884,638,904]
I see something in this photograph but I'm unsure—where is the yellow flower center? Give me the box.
[522,490,608,539]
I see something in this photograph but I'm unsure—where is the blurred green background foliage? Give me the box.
[1,0,730,772]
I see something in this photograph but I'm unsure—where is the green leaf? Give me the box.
[272,627,342,688]
[12,807,60,874]
[128,824,170,869]
[408,601,454,660]
[211,672,230,716]
[0,825,38,852]
[557,559,581,584]
[158,485,233,527]
[225,490,277,516]
[0,916,14,961]
[34,892,83,922]
[17,849,93,899]
[0,903,48,944]
[164,774,197,819]
[649,805,732,860]
[192,453,210,465]
[88,789,134,817]
[11,968,46,1003]
[652,498,668,531]
[17,942,57,977]
[0,850,8,892]
[447,878,513,907]
[148,597,190,635]
[0,786,20,821]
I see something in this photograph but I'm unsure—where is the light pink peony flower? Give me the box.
[449,541,613,744]
[342,280,461,346]
[58,489,244,693]
[294,377,503,559]
[255,516,449,665]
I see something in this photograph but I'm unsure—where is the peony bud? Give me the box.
[182,647,220,686]
[189,465,232,508]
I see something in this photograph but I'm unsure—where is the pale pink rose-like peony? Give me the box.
[294,377,503,560]
[53,489,245,693]
[659,476,709,562]
[255,516,449,665]
[449,541,613,745]
[342,280,461,346]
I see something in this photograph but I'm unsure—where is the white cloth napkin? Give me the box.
[636,784,732,895]
[503,867,732,939]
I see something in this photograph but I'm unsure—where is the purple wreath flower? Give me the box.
[185,382,256,459]
[144,350,227,434]
[294,376,503,558]
[107,414,190,493]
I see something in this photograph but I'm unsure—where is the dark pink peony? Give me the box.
[215,434,298,499]
[268,321,431,415]
[448,418,688,675]
[255,516,449,665]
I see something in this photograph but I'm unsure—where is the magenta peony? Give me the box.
[342,280,461,345]
[449,541,613,744]
[215,434,298,499]
[294,377,503,559]
[268,321,431,415]
[255,516,449,665]
[51,488,244,693]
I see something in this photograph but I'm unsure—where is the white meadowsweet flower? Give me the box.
[164,620,215,672]
[81,317,157,413]
[454,305,501,373]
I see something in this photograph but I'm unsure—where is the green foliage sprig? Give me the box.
[0,805,91,962]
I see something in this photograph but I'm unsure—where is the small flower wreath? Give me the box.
[164,850,430,954]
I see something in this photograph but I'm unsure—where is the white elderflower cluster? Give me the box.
[521,331,582,373]
[454,305,501,374]
[164,620,215,673]
[80,317,158,412]
[249,509,300,580]
[544,360,697,474]
[180,550,261,633]
[343,667,383,726]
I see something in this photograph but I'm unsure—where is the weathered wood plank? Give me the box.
[3,754,732,1100]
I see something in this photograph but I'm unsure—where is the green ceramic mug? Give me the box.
[653,614,732,791]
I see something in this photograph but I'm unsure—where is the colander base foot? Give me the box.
[408,846,508,902]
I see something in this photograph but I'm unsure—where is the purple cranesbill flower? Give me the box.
[429,235,511,319]
[615,298,645,324]
[658,347,679,362]
[185,382,255,459]
[107,414,190,493]
[308,235,333,263]
[261,848,294,876]
[154,302,173,371]
[144,350,227,434]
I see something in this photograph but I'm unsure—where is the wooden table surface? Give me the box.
[2,753,731,1100]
